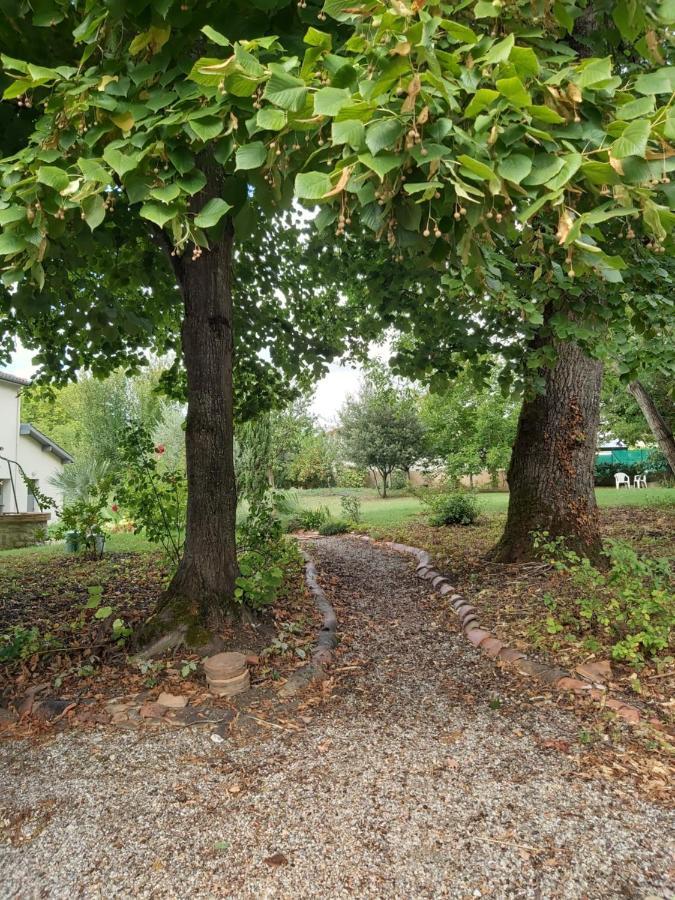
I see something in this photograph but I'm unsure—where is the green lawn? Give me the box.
[2,486,672,563]
[292,485,675,528]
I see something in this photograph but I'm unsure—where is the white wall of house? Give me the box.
[0,375,71,520]
[13,434,67,518]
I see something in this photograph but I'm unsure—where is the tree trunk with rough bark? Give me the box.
[138,159,238,656]
[495,338,604,563]
[627,380,675,476]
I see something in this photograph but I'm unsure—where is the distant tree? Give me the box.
[339,366,426,498]
[421,370,519,488]
[288,431,337,489]
[21,366,181,475]
[236,413,273,503]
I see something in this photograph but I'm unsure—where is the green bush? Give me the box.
[389,469,408,491]
[336,467,367,489]
[285,506,331,531]
[533,533,673,666]
[421,491,480,526]
[319,519,350,535]
[340,494,362,523]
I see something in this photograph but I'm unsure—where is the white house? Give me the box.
[0,372,73,520]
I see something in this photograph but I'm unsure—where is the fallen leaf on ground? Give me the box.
[264,853,288,867]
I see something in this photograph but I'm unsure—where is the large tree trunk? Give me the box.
[139,160,237,655]
[627,380,675,476]
[495,338,603,563]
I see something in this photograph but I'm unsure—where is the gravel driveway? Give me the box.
[1,536,672,899]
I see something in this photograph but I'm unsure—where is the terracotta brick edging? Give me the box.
[356,535,644,728]
[277,546,338,698]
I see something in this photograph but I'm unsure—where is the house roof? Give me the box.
[0,371,30,387]
[19,424,74,463]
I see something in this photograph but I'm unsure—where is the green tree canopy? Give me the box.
[339,363,426,496]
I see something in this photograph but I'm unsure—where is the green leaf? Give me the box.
[545,152,582,191]
[150,183,181,204]
[457,155,496,180]
[523,155,565,186]
[139,201,178,228]
[483,34,514,65]
[256,108,287,131]
[527,105,565,124]
[0,206,26,226]
[611,119,651,159]
[634,67,675,95]
[295,171,332,200]
[464,89,500,118]
[331,119,365,149]
[102,146,142,178]
[440,20,478,43]
[94,606,113,620]
[511,47,540,78]
[518,190,562,222]
[77,158,109,183]
[365,119,405,156]
[189,116,224,142]
[497,154,532,184]
[263,65,307,112]
[496,76,531,108]
[575,57,613,90]
[304,27,332,49]
[474,0,501,17]
[616,96,655,120]
[194,197,232,228]
[358,153,402,180]
[178,170,207,196]
[36,166,71,192]
[167,146,195,175]
[235,142,267,171]
[201,25,230,47]
[82,194,105,230]
[313,86,350,116]
[0,232,27,255]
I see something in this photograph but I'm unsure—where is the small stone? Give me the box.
[139,702,167,719]
[554,676,590,693]
[608,702,641,725]
[157,692,189,709]
[32,699,74,721]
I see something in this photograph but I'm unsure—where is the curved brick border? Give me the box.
[277,547,338,698]
[356,535,643,727]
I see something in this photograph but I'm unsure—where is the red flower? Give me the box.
[111,504,119,513]
[155,444,166,455]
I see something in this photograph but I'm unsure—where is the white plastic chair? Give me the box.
[614,472,631,489]
[634,473,647,489]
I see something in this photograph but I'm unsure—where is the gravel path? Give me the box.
[1,536,673,899]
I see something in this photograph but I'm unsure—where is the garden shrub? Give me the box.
[533,533,673,666]
[340,494,362,524]
[421,491,480,526]
[236,495,303,611]
[389,470,408,491]
[336,467,367,489]
[318,519,350,536]
[285,506,331,531]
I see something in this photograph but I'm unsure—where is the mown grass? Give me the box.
[2,486,672,562]
[292,485,675,528]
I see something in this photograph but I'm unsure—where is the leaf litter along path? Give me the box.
[1,537,673,899]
